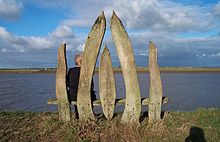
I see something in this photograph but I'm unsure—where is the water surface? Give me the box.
[0,72,219,112]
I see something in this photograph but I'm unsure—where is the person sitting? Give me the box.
[67,54,96,118]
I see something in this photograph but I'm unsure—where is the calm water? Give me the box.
[0,72,220,113]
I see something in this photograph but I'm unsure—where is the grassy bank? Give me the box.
[0,108,219,142]
[112,67,220,72]
[1,67,220,73]
[0,68,56,73]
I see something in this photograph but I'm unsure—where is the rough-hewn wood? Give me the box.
[77,12,106,121]
[56,44,71,122]
[110,11,141,124]
[47,98,58,104]
[142,96,167,106]
[148,41,163,124]
[48,96,168,106]
[99,46,116,121]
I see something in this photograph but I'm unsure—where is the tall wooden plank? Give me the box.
[99,46,116,121]
[110,11,141,124]
[77,12,106,121]
[56,44,71,122]
[148,41,163,124]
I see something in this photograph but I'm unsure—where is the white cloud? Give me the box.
[50,25,74,38]
[127,29,220,60]
[0,24,83,53]
[1,48,7,52]
[77,43,85,52]
[213,1,220,17]
[20,0,220,35]
[139,53,147,56]
[211,52,220,57]
[38,0,215,33]
[0,0,23,20]
[197,52,220,58]
[23,0,215,32]
[0,26,51,52]
[107,0,213,32]
[48,24,82,51]
[0,27,11,38]
[26,36,52,50]
[1,0,220,67]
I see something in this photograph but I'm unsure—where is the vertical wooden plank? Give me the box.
[77,12,106,121]
[99,46,116,121]
[56,44,71,122]
[110,11,141,124]
[148,41,163,124]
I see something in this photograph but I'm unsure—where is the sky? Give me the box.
[0,0,220,68]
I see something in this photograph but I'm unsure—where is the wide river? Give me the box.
[0,72,220,113]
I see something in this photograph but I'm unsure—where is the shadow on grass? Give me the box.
[185,127,206,142]
[139,111,167,122]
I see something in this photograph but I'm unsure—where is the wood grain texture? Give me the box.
[48,96,168,106]
[77,12,106,121]
[99,46,116,121]
[56,44,71,122]
[110,11,141,124]
[148,41,163,124]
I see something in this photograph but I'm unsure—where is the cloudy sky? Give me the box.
[0,0,220,68]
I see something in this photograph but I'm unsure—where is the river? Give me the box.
[0,72,220,113]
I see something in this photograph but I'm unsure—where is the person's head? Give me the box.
[74,54,83,67]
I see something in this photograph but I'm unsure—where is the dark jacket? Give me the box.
[67,67,96,102]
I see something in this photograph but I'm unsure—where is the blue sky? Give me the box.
[0,0,220,68]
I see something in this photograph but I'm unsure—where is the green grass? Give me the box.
[0,108,219,142]
[0,68,56,73]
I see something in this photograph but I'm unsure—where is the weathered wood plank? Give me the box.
[47,98,58,104]
[56,44,71,122]
[99,46,116,121]
[77,12,106,121]
[48,97,168,106]
[148,41,163,124]
[110,11,141,124]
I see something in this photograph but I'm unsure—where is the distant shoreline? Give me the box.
[1,67,220,73]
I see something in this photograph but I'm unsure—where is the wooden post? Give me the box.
[110,11,141,124]
[148,41,163,124]
[56,44,71,122]
[77,12,106,121]
[99,46,116,121]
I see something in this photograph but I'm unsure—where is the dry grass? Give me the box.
[0,108,219,142]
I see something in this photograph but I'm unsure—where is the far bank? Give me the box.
[1,67,220,73]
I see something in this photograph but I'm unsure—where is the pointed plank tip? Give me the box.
[60,43,66,48]
[103,46,110,53]
[113,10,116,15]
[149,41,155,46]
[101,11,105,18]
[149,41,156,49]
[101,46,110,59]
[110,10,127,35]
[93,11,106,28]
[111,10,118,22]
